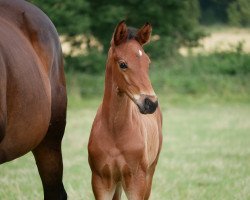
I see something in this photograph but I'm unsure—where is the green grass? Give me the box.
[1,100,250,200]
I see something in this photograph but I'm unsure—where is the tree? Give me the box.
[227,0,250,27]
[89,0,203,57]
[29,0,203,71]
[199,0,231,24]
[29,0,90,36]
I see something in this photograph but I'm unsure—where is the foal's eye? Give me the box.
[119,62,128,70]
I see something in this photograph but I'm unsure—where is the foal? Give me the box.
[88,21,162,200]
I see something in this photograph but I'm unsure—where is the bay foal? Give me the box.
[88,21,162,200]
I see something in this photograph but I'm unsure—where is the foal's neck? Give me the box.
[101,63,136,132]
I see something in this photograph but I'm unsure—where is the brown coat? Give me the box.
[88,21,162,200]
[0,1,67,199]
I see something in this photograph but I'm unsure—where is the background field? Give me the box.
[1,101,250,200]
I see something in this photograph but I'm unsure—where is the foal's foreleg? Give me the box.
[92,172,117,200]
[32,121,67,200]
[123,169,147,200]
[144,169,155,200]
[112,182,122,200]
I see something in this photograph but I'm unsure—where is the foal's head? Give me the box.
[108,21,158,114]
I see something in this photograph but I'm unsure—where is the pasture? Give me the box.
[1,99,249,200]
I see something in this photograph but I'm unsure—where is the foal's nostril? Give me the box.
[144,98,158,114]
[145,98,152,109]
[135,94,158,114]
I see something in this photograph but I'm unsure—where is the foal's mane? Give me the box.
[127,27,138,41]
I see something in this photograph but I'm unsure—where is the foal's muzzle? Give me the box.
[136,94,158,114]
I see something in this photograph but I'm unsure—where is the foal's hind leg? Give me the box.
[32,119,67,200]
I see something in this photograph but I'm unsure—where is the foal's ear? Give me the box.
[113,20,128,46]
[136,22,152,45]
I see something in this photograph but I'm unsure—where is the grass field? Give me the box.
[1,99,249,200]
[179,26,250,56]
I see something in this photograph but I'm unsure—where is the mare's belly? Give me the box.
[0,24,51,160]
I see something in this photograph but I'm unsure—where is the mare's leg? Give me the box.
[32,119,67,200]
[0,73,7,163]
[92,172,116,200]
[0,114,5,143]
[0,119,7,163]
[33,82,67,200]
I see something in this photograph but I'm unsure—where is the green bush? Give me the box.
[150,51,250,100]
[66,50,250,104]
[65,49,106,74]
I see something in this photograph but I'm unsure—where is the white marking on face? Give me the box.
[138,49,142,57]
[133,94,140,100]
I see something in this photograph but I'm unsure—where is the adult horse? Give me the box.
[0,0,67,199]
[88,21,162,200]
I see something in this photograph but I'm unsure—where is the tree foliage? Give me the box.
[227,0,250,26]
[89,0,203,54]
[30,0,203,72]
[199,0,231,24]
[29,0,90,36]
[30,0,202,49]
[199,0,250,27]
